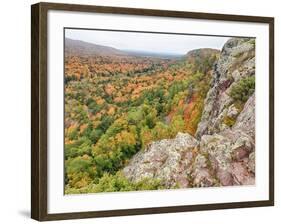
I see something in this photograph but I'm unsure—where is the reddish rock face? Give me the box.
[231,162,255,185]
[175,174,189,188]
[218,78,233,92]
[233,146,250,161]
[193,168,215,187]
[248,152,255,173]
[217,169,233,186]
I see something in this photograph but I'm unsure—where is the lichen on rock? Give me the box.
[123,132,198,188]
[195,38,255,138]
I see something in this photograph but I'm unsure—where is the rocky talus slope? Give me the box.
[123,38,255,188]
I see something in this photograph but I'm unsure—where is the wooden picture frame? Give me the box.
[31,2,274,221]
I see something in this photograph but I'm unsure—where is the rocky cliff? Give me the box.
[196,38,255,137]
[123,38,256,188]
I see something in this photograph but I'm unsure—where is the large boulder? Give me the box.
[199,128,255,186]
[123,132,198,188]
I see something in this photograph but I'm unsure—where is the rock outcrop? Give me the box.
[123,38,256,188]
[123,133,199,188]
[196,38,255,137]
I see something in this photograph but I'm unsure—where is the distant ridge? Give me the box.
[123,50,184,59]
[65,38,220,59]
[185,48,220,63]
[65,38,182,58]
[65,38,128,57]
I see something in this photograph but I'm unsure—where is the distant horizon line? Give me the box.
[65,37,221,56]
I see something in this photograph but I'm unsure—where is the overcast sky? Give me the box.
[65,29,230,55]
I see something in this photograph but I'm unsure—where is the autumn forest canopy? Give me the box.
[64,35,223,194]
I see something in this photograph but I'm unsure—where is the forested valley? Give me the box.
[64,37,223,193]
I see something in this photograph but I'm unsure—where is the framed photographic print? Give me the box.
[31,2,274,221]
